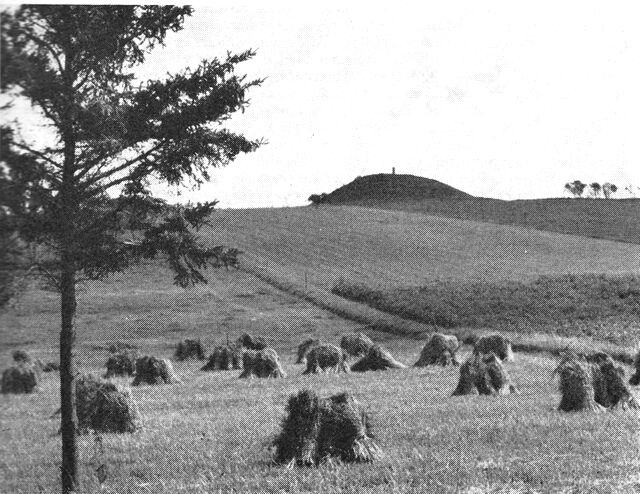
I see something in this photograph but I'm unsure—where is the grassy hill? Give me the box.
[316,173,640,244]
[339,197,640,245]
[4,203,637,349]
[208,206,640,287]
[321,173,473,203]
[205,206,640,346]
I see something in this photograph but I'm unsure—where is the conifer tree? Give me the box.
[1,6,263,492]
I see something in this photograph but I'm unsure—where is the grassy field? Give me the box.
[2,269,640,493]
[206,205,640,289]
[2,204,640,492]
[203,205,640,352]
[0,266,367,365]
[332,274,640,346]
[328,197,640,245]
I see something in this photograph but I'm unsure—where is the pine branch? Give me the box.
[22,31,65,75]
[80,140,165,187]
[95,162,154,195]
[11,141,63,169]
[34,263,62,292]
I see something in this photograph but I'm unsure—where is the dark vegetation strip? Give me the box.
[332,274,640,346]
[244,264,635,364]
[510,341,634,365]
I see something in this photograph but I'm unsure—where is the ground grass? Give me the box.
[2,204,640,492]
[206,205,640,289]
[2,267,640,492]
[335,197,640,245]
[0,266,368,364]
[200,205,639,357]
[331,274,640,346]
[2,344,640,493]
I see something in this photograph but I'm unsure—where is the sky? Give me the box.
[4,2,640,207]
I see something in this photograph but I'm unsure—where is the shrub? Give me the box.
[475,334,514,362]
[414,333,460,367]
[236,333,267,351]
[555,353,639,412]
[75,374,140,433]
[239,348,286,378]
[273,390,381,466]
[351,345,405,372]
[107,341,138,354]
[296,338,321,364]
[340,332,374,357]
[42,361,60,372]
[308,193,328,205]
[105,350,138,378]
[132,356,180,385]
[452,352,518,396]
[303,344,349,374]
[174,339,206,361]
[12,349,32,364]
[1,364,38,394]
[201,345,244,371]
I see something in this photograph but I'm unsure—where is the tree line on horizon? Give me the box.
[310,180,633,204]
[564,180,619,199]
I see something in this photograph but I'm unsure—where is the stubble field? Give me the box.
[1,205,640,493]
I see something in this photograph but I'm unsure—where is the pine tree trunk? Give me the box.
[59,41,80,491]
[60,261,78,493]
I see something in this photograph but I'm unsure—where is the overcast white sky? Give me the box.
[5,2,640,207]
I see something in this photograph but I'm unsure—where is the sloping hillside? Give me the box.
[316,174,640,244]
[336,197,640,245]
[206,205,640,289]
[204,205,640,345]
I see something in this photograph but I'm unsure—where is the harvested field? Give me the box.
[2,205,640,492]
[2,348,639,493]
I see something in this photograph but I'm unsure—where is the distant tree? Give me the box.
[1,6,263,492]
[624,185,637,198]
[564,180,587,198]
[308,193,328,205]
[602,182,618,199]
[589,182,602,198]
